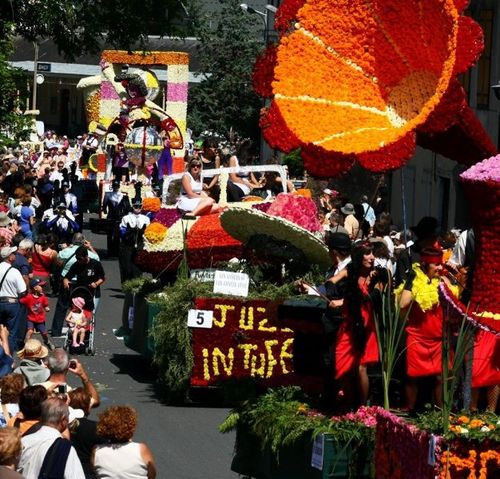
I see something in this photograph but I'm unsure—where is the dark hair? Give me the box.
[202,138,217,150]
[236,139,256,166]
[373,220,390,237]
[75,246,88,260]
[344,242,374,353]
[19,385,48,419]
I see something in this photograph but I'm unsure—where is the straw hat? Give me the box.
[17,339,49,360]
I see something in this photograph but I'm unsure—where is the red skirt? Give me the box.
[406,304,443,377]
[472,330,500,388]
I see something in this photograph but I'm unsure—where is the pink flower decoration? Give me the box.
[266,193,322,232]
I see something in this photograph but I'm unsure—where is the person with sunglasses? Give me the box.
[176,158,222,216]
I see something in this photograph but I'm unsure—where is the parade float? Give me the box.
[82,0,498,475]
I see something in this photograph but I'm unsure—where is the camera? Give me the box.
[69,359,77,369]
[57,384,67,394]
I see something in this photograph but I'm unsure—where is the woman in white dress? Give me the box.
[176,158,222,215]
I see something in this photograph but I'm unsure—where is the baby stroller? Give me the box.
[63,286,95,355]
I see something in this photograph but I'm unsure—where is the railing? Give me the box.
[161,164,289,205]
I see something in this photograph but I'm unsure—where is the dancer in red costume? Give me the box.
[398,247,452,411]
[329,242,386,408]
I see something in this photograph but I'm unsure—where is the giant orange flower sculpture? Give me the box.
[255,0,496,177]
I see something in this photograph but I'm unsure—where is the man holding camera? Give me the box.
[38,348,100,409]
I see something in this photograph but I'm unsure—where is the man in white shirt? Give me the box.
[0,246,27,352]
[361,195,376,228]
[18,397,85,479]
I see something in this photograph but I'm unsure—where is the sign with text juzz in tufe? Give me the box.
[190,297,296,387]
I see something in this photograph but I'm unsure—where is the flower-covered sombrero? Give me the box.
[439,154,500,336]
[220,194,331,270]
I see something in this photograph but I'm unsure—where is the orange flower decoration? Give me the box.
[258,0,496,177]
[142,197,161,213]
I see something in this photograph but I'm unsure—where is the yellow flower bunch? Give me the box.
[144,223,167,244]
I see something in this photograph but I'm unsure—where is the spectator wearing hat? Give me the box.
[411,216,440,253]
[14,338,50,386]
[341,203,360,240]
[0,246,27,353]
[50,234,99,337]
[19,279,52,349]
[102,180,130,257]
[118,200,150,284]
[0,427,24,478]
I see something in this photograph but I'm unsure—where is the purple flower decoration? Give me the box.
[154,208,182,228]
[252,202,272,213]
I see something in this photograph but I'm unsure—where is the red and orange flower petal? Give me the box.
[357,131,416,173]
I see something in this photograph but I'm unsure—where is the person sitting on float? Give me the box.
[227,140,264,202]
[176,158,223,216]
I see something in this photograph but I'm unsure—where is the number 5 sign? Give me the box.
[187,309,214,329]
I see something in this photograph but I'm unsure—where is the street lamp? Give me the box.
[240,3,277,43]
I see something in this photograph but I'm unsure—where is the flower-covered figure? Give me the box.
[256,0,496,177]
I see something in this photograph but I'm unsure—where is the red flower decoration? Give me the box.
[301,144,354,179]
[252,45,278,98]
[260,104,301,153]
[274,0,306,34]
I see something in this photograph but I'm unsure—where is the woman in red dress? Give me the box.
[399,247,449,411]
[329,241,384,407]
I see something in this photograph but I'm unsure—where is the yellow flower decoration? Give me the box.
[144,223,167,244]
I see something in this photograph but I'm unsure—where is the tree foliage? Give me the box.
[0,35,30,147]
[2,0,187,60]
[187,0,264,140]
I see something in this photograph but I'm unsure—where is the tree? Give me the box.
[187,0,264,141]
[2,0,187,60]
[0,35,30,147]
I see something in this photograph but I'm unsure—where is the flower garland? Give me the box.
[144,223,167,244]
[154,208,182,228]
[255,0,493,177]
[395,263,446,312]
[101,50,189,65]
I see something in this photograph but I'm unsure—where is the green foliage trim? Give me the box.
[122,277,161,295]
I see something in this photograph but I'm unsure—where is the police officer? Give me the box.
[118,200,150,284]
[102,180,130,257]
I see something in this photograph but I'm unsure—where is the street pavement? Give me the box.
[48,216,239,479]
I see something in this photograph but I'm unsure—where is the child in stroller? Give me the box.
[66,296,91,348]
